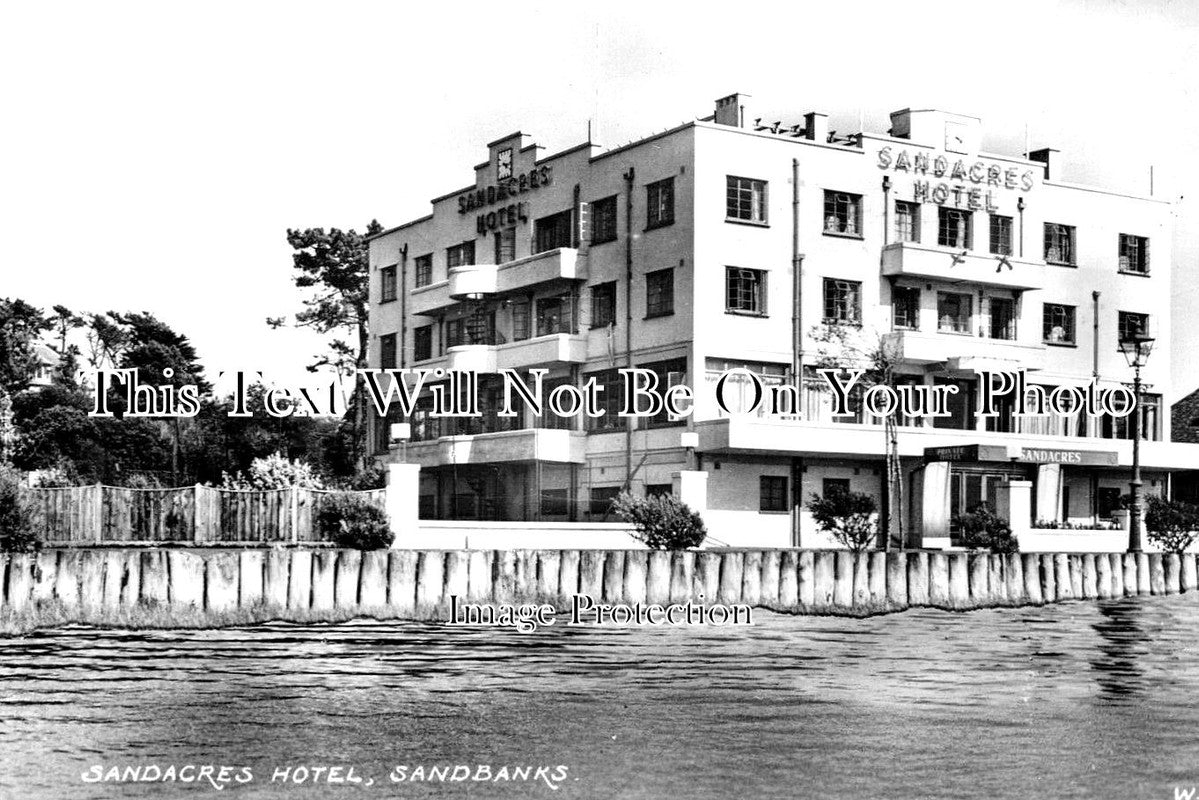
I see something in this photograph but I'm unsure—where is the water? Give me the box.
[2,596,1199,800]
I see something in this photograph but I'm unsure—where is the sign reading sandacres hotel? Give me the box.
[923,445,1119,466]
[878,146,1037,211]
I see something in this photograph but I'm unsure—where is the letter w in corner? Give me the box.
[357,369,431,416]
[1176,787,1197,800]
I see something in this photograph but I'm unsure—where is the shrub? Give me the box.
[0,465,40,553]
[1145,495,1199,554]
[317,493,393,549]
[346,462,387,491]
[808,490,878,552]
[221,452,325,491]
[953,503,1019,553]
[611,491,707,551]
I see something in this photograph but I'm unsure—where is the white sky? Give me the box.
[2,0,1197,397]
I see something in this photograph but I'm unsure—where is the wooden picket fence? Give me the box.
[26,485,387,546]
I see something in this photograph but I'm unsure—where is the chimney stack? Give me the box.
[804,112,829,142]
[1028,148,1059,180]
[714,93,750,127]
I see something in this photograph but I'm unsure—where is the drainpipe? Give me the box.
[1091,290,1101,379]
[791,157,805,547]
[1017,197,1026,258]
[623,166,635,489]
[399,244,409,368]
[881,176,891,246]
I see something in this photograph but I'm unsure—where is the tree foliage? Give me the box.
[317,493,393,549]
[808,488,878,552]
[952,503,1019,553]
[611,491,707,550]
[0,298,50,395]
[1145,495,1199,555]
[220,452,326,491]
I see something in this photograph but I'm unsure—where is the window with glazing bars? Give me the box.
[591,196,618,244]
[938,207,972,249]
[646,178,675,229]
[511,300,530,341]
[937,292,972,333]
[414,254,433,287]
[585,370,627,430]
[535,295,574,337]
[1119,234,1149,273]
[726,176,767,223]
[892,286,920,330]
[823,278,861,325]
[1042,303,1076,344]
[1044,223,1076,265]
[725,267,765,314]
[535,210,574,254]
[760,476,788,512]
[894,201,919,242]
[1118,311,1149,342]
[446,240,475,268]
[494,228,515,263]
[823,191,861,235]
[380,265,397,303]
[379,333,397,369]
[413,325,432,361]
[590,282,616,328]
[989,214,1013,255]
[646,268,674,317]
[989,297,1016,340]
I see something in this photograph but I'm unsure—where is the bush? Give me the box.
[1145,495,1199,554]
[0,465,40,553]
[317,493,393,549]
[808,490,878,552]
[221,452,325,491]
[953,503,1019,553]
[611,491,707,550]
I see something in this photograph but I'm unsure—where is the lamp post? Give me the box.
[1118,332,1155,553]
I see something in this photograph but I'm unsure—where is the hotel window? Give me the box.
[413,325,433,362]
[989,214,1013,255]
[591,195,618,244]
[446,240,475,268]
[1119,233,1149,274]
[641,357,687,427]
[894,201,919,243]
[892,286,920,330]
[494,227,516,263]
[1118,311,1150,342]
[1044,223,1076,265]
[938,207,972,249]
[725,267,766,315]
[823,278,862,325]
[645,268,674,318]
[380,265,397,303]
[726,176,767,223]
[511,299,531,341]
[585,369,626,431]
[823,191,861,236]
[760,476,788,512]
[937,292,972,334]
[989,297,1016,340]
[646,177,675,229]
[535,295,574,337]
[590,281,616,328]
[379,333,397,369]
[1042,303,1076,344]
[414,254,433,287]
[446,310,496,347]
[534,209,574,254]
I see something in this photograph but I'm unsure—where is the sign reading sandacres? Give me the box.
[923,445,1118,466]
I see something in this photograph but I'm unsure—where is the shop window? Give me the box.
[823,191,861,236]
[938,207,972,249]
[534,209,574,254]
[823,278,862,325]
[895,200,919,243]
[591,282,617,328]
[380,265,397,303]
[413,325,433,362]
[1119,233,1149,274]
[414,253,433,287]
[645,268,674,318]
[892,286,920,330]
[989,297,1016,340]
[1042,303,1076,344]
[379,333,397,369]
[989,214,1013,256]
[591,195,618,244]
[937,292,972,334]
[760,476,788,512]
[726,267,766,315]
[446,240,475,268]
[1118,311,1149,343]
[1044,223,1076,265]
[646,178,675,229]
[727,176,768,223]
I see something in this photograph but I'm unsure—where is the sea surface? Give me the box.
[2,596,1198,800]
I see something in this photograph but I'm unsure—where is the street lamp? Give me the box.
[1118,332,1155,553]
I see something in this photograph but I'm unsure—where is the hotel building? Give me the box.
[366,94,1197,548]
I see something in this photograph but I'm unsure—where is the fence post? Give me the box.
[291,488,300,544]
[92,483,103,543]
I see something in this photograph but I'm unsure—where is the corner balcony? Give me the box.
[438,428,587,465]
[448,248,586,301]
[497,333,586,369]
[882,242,1043,291]
[409,279,453,317]
[884,329,1046,371]
[446,344,498,372]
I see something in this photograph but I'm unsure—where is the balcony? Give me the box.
[409,280,453,317]
[437,428,586,464]
[884,329,1046,371]
[497,333,586,369]
[448,264,497,300]
[446,344,498,372]
[882,242,1043,290]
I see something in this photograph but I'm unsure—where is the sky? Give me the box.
[2,0,1197,397]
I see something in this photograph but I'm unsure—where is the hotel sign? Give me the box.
[878,146,1037,211]
[924,445,1118,467]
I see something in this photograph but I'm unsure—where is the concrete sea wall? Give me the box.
[2,549,1197,626]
